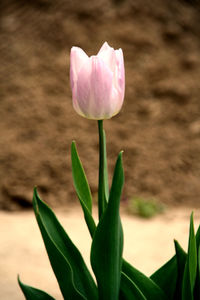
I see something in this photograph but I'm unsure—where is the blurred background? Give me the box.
[0,0,200,211]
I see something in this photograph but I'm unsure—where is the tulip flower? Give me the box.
[70,42,125,120]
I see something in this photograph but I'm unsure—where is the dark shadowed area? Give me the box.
[1,0,200,210]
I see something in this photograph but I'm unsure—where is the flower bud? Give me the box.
[70,42,125,120]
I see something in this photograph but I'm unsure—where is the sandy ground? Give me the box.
[1,206,200,300]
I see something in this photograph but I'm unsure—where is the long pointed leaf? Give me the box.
[33,188,97,300]
[174,240,187,300]
[150,255,177,299]
[196,225,200,249]
[18,276,55,300]
[194,244,200,300]
[122,260,168,300]
[182,213,197,300]
[71,141,96,237]
[91,152,124,300]
[194,225,200,299]
[119,272,147,300]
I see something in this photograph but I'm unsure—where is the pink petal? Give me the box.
[76,56,113,119]
[90,56,113,118]
[97,42,111,54]
[114,48,125,96]
[74,58,92,118]
[97,42,116,73]
[70,47,89,89]
[110,86,124,117]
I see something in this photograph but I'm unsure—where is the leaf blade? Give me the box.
[18,276,55,300]
[33,188,97,300]
[150,255,177,299]
[119,272,147,300]
[174,240,187,299]
[182,213,197,300]
[194,225,200,299]
[91,152,124,300]
[122,260,168,300]
[71,141,96,237]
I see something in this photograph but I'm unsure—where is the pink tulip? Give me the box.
[70,42,125,120]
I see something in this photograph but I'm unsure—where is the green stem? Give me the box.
[98,120,105,219]
[103,130,109,203]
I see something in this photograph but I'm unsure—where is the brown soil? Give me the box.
[1,0,200,210]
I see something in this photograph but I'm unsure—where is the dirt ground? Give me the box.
[1,206,200,300]
[1,0,200,210]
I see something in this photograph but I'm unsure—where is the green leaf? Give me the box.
[196,224,200,249]
[194,244,200,300]
[174,240,187,300]
[119,272,147,300]
[71,141,96,237]
[182,213,197,300]
[194,224,200,299]
[18,276,55,300]
[150,255,177,299]
[103,129,109,203]
[33,188,97,300]
[91,152,124,300]
[122,260,168,300]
